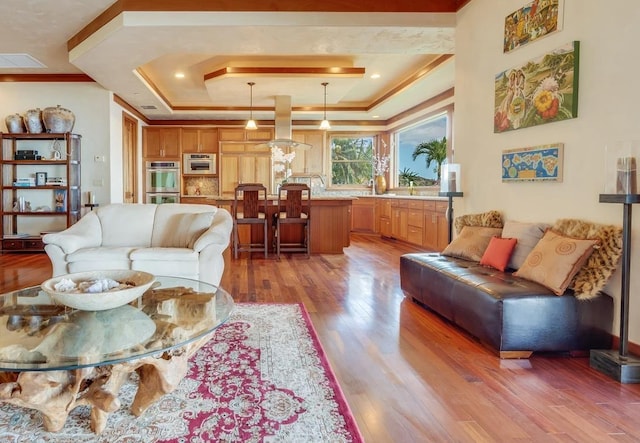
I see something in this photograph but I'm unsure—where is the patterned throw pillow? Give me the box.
[442,226,504,262]
[514,229,599,296]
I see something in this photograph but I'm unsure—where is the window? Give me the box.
[330,135,375,186]
[396,112,448,186]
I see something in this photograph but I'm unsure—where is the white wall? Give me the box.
[455,0,640,341]
[0,82,112,206]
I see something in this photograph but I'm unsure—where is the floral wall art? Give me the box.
[494,41,579,133]
[504,0,563,53]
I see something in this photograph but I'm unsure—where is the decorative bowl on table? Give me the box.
[40,270,156,311]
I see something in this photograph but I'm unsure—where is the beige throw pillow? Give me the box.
[501,220,550,270]
[441,226,504,262]
[514,230,599,295]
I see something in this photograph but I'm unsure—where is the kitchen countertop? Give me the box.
[204,195,356,201]
[355,194,449,201]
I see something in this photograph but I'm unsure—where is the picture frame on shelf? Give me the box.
[35,171,47,187]
[53,189,67,212]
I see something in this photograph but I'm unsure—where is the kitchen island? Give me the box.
[195,195,354,254]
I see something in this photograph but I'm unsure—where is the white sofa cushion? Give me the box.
[155,212,215,248]
[131,247,200,279]
[69,260,132,273]
[66,246,135,273]
[66,246,136,262]
[129,247,199,261]
[97,203,157,247]
[151,204,217,248]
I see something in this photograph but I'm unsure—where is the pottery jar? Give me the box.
[24,108,44,133]
[43,105,75,133]
[5,114,25,133]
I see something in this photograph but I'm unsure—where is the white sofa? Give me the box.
[42,203,233,287]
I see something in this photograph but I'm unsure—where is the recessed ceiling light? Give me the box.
[370,73,381,79]
[175,72,185,79]
[372,115,380,119]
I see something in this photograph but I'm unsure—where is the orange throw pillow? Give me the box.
[479,236,517,271]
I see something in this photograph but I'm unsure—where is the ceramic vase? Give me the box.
[374,175,387,195]
[5,114,25,133]
[24,108,44,133]
[43,105,75,133]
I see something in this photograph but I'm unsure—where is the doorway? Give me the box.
[122,112,138,203]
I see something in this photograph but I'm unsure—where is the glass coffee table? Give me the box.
[0,276,234,434]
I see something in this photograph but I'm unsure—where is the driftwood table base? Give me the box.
[0,334,210,434]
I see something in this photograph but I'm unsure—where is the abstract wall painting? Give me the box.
[494,41,579,133]
[502,143,563,182]
[504,0,563,53]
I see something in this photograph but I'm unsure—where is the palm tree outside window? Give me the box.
[396,112,449,187]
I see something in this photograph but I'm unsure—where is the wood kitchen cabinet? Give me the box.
[291,130,324,174]
[351,197,376,233]
[407,200,424,246]
[378,198,392,238]
[181,128,218,153]
[218,128,273,142]
[424,200,449,251]
[391,199,408,241]
[219,142,271,196]
[374,197,448,251]
[143,127,180,159]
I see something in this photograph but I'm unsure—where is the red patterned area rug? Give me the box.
[0,303,364,443]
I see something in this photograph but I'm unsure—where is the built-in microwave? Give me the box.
[183,153,216,175]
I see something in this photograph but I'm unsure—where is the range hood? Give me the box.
[263,95,311,150]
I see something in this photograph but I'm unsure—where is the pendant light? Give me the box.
[245,82,257,130]
[319,82,331,130]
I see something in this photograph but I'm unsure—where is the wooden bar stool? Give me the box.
[275,183,311,258]
[232,183,268,259]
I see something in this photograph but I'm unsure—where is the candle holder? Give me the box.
[440,163,461,193]
[604,141,640,195]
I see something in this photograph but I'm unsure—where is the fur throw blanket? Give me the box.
[454,210,503,235]
[552,218,623,299]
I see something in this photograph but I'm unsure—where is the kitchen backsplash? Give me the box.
[184,177,218,196]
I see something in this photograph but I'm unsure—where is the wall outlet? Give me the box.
[93,155,105,162]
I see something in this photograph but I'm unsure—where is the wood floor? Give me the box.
[2,234,640,442]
